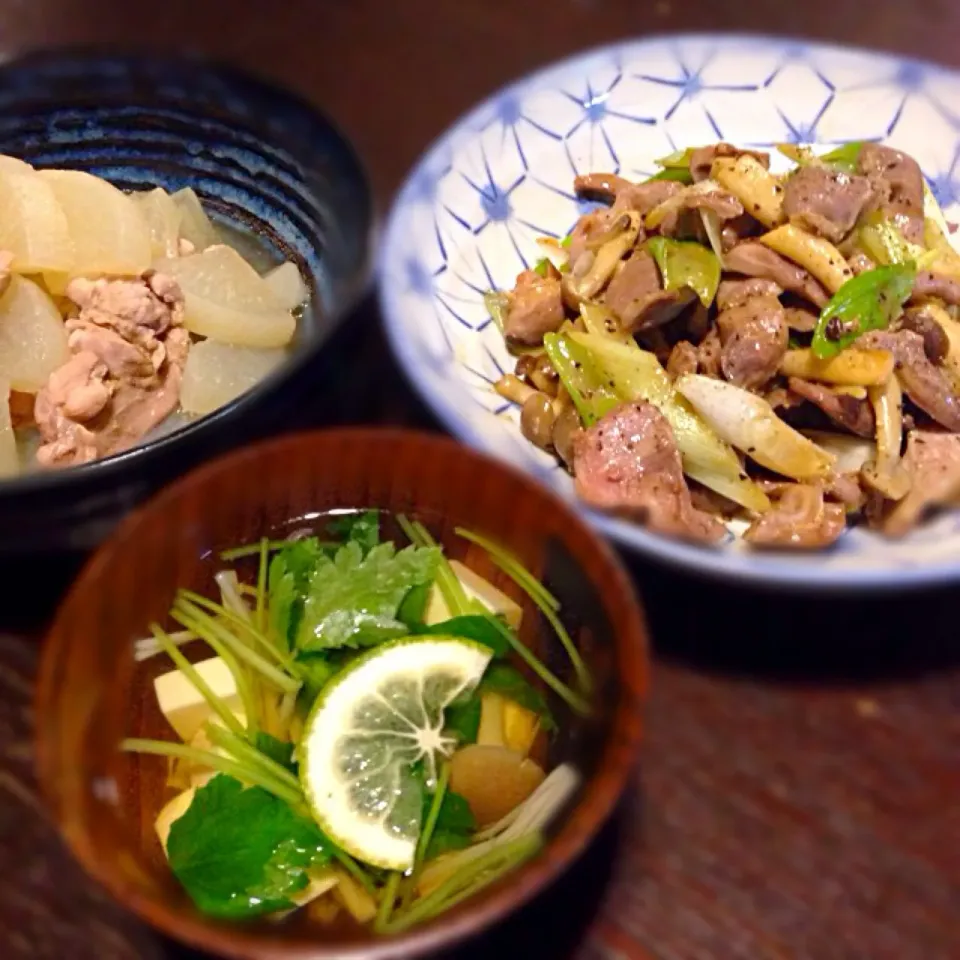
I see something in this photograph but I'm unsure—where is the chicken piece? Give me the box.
[504,269,565,346]
[879,431,960,536]
[566,209,614,264]
[716,278,782,311]
[744,484,846,549]
[573,173,682,217]
[666,340,699,380]
[34,273,189,468]
[573,401,726,543]
[65,273,184,365]
[782,165,875,243]
[910,271,960,307]
[612,180,684,217]
[725,241,829,308]
[858,144,925,245]
[33,352,110,466]
[897,305,949,364]
[655,187,745,238]
[786,377,876,437]
[826,472,866,511]
[689,143,770,182]
[720,213,763,252]
[783,306,819,333]
[697,327,723,378]
[716,295,788,390]
[860,330,960,431]
[603,250,694,332]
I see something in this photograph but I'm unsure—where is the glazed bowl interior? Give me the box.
[0,49,373,551]
[36,429,647,960]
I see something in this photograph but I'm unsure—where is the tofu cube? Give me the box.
[424,561,523,629]
[153,657,242,742]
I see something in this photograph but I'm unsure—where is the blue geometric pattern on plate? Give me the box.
[379,34,960,591]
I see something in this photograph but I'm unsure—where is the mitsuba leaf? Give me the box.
[166,775,331,919]
[424,789,477,860]
[268,538,329,648]
[296,541,440,652]
[480,663,556,732]
[254,733,296,773]
[414,614,511,657]
[397,582,431,629]
[443,695,482,745]
[292,655,339,711]
[326,509,380,555]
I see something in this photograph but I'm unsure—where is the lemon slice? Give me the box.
[299,636,492,871]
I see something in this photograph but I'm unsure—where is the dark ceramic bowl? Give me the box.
[36,428,648,960]
[0,49,374,553]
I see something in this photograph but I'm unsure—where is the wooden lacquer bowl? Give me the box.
[36,428,648,959]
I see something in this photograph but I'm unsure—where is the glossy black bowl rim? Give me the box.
[0,46,377,501]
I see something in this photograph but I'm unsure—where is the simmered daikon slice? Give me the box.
[0,276,70,393]
[0,155,34,175]
[133,188,182,259]
[40,169,152,277]
[263,261,308,311]
[171,188,220,251]
[156,246,295,348]
[180,340,286,415]
[0,380,18,479]
[40,272,69,297]
[0,164,74,273]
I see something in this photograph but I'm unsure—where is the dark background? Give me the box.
[0,2,958,958]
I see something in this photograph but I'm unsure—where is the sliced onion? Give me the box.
[700,209,725,267]
[535,237,570,273]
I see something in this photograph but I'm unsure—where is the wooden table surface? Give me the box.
[1,2,959,958]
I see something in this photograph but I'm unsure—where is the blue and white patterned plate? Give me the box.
[379,34,960,592]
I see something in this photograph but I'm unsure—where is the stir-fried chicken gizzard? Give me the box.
[487,141,960,548]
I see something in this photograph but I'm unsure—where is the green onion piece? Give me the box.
[542,332,620,427]
[811,263,917,359]
[204,722,302,793]
[178,589,292,668]
[148,623,249,740]
[373,872,402,932]
[646,167,694,184]
[383,832,542,933]
[120,739,301,806]
[818,141,865,173]
[173,600,300,695]
[533,258,549,278]
[647,236,720,307]
[560,233,572,249]
[483,291,511,336]
[858,214,925,267]
[654,146,695,169]
[256,537,269,634]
